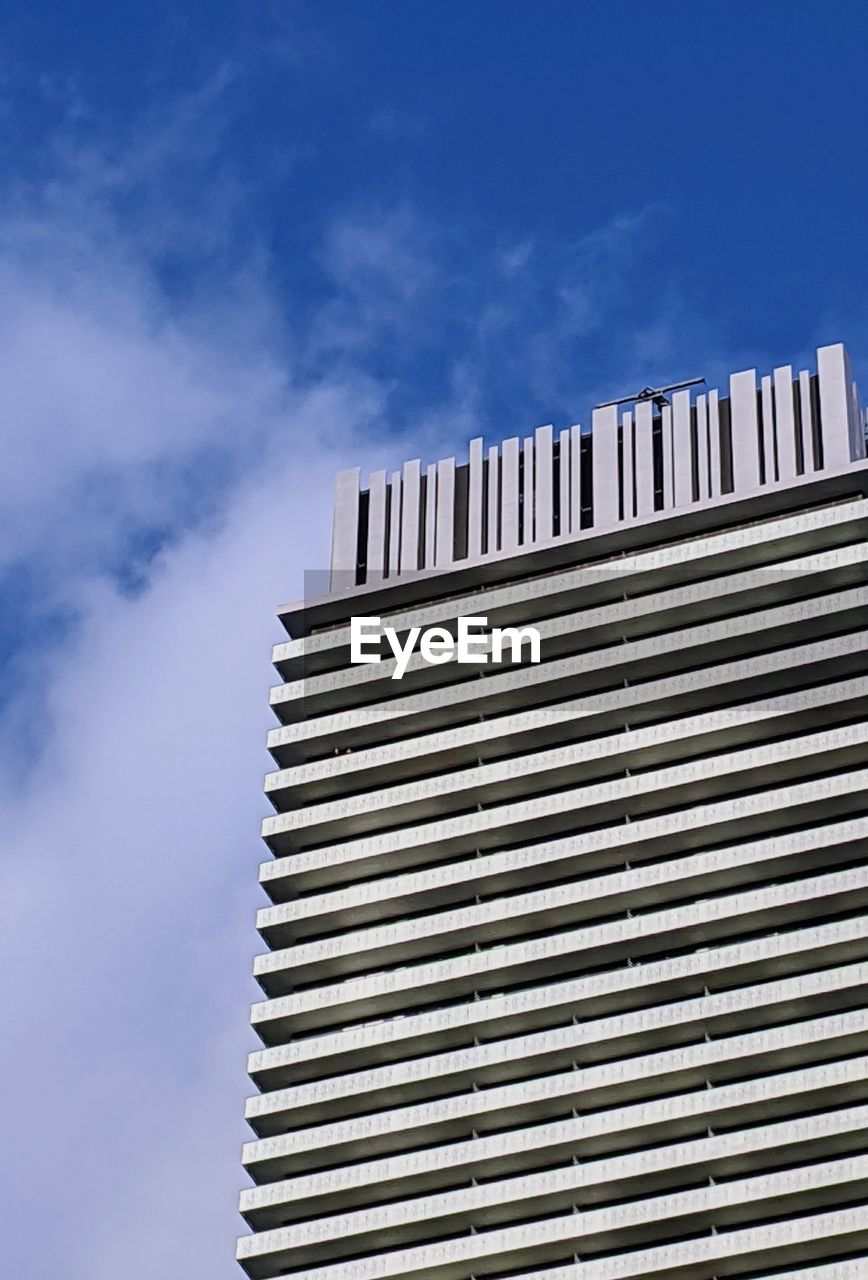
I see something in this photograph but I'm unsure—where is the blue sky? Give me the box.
[2,4,868,1276]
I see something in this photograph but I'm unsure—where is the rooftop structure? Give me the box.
[325,341,865,596]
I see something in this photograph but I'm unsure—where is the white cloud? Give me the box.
[1,447,345,1277]
[0,116,319,586]
[367,106,425,141]
[0,95,384,1279]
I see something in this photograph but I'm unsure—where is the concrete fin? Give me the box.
[387,470,401,576]
[468,438,484,558]
[400,459,421,573]
[522,436,534,544]
[569,425,582,532]
[818,342,860,468]
[730,368,761,493]
[591,405,619,529]
[534,425,554,542]
[773,366,798,482]
[424,464,437,568]
[708,389,722,497]
[329,467,360,591]
[558,428,571,536]
[671,389,692,506]
[501,438,520,551]
[634,401,654,518]
[434,458,455,568]
[366,469,387,582]
[621,411,634,520]
[487,445,499,554]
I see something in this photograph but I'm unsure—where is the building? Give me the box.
[237,341,868,1280]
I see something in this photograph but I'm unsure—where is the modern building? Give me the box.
[238,342,868,1280]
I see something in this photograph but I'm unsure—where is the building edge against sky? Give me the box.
[326,341,866,599]
[238,340,868,1279]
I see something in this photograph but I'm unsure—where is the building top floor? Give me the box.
[282,342,868,636]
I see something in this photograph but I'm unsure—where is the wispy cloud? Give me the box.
[0,77,383,1280]
[0,62,737,1280]
[367,105,426,141]
[1,459,339,1276]
[305,195,715,441]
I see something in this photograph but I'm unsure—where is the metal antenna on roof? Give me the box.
[594,376,706,412]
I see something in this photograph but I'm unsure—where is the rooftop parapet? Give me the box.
[328,342,867,595]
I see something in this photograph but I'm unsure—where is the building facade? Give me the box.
[238,342,868,1280]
